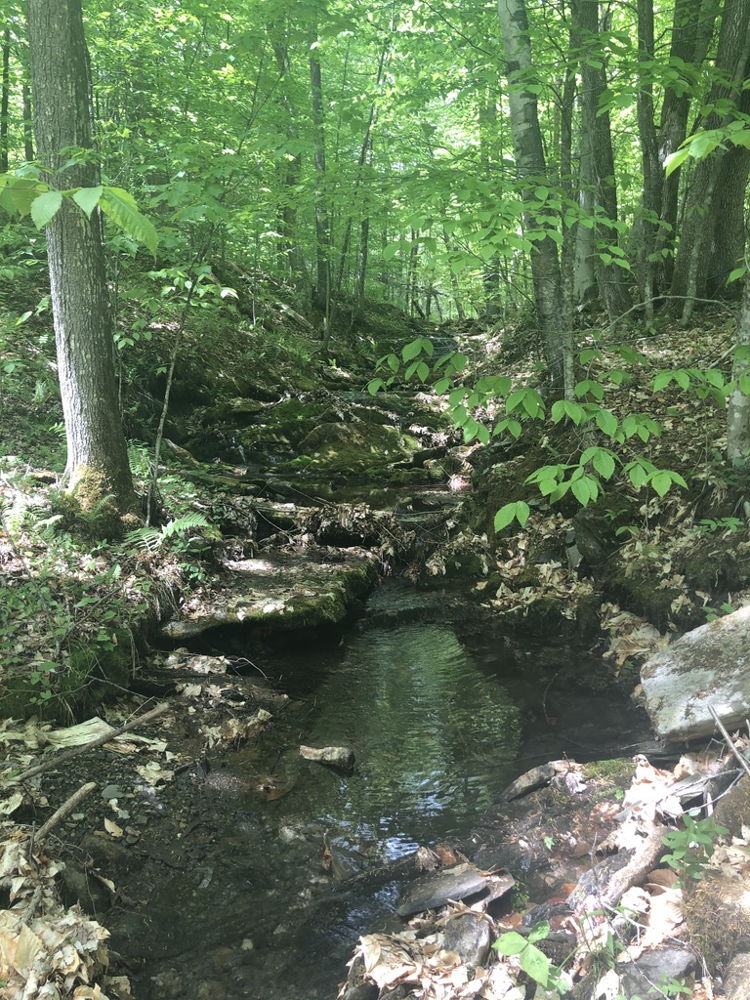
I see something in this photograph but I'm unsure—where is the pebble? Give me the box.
[101,784,123,800]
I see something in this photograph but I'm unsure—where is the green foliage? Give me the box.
[492,921,565,992]
[124,512,211,552]
[661,814,729,883]
[0,175,158,255]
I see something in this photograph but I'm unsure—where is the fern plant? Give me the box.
[125,512,209,552]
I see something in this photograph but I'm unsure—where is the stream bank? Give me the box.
[5,312,750,1000]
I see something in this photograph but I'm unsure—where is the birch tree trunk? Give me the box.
[27,0,135,515]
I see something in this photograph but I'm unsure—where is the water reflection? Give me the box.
[272,621,521,857]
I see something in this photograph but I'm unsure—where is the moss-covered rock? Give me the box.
[160,548,378,642]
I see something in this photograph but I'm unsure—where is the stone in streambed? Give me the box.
[396,862,489,917]
[299,744,355,774]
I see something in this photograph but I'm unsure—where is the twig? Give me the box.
[32,781,96,849]
[708,704,750,779]
[7,702,169,784]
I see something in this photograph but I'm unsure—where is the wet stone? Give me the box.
[442,912,492,968]
[396,863,488,917]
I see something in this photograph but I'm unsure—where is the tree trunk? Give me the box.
[22,78,33,161]
[309,45,331,317]
[498,0,570,391]
[654,0,717,290]
[636,0,659,321]
[1,27,10,172]
[27,0,135,514]
[727,276,750,464]
[672,0,750,321]
[270,33,306,296]
[577,0,631,321]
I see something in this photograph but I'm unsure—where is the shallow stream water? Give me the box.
[117,580,649,1000]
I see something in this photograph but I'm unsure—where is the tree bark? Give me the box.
[27,0,135,514]
[1,27,10,172]
[270,32,307,296]
[727,276,750,464]
[577,0,631,321]
[498,0,570,391]
[309,44,331,317]
[671,0,750,321]
[636,0,659,321]
[654,0,716,290]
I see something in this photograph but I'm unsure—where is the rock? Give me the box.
[60,862,111,915]
[160,549,378,641]
[396,862,488,917]
[616,947,697,999]
[714,775,750,837]
[725,952,750,1000]
[684,868,750,969]
[299,744,355,774]
[101,784,123,801]
[442,912,492,968]
[641,605,750,740]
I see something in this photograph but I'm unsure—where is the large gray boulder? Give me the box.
[641,605,750,740]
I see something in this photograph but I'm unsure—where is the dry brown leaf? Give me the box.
[103,819,123,839]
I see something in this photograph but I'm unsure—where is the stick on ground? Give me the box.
[6,702,170,785]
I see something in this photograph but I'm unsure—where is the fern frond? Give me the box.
[124,526,163,551]
[161,513,209,538]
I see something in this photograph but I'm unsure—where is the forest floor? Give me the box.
[2,298,750,999]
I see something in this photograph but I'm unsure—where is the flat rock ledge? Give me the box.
[641,604,750,741]
[161,548,378,641]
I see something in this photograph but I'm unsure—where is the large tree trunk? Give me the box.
[498,0,570,391]
[577,0,631,321]
[654,0,716,291]
[671,0,750,321]
[636,0,659,321]
[27,0,135,514]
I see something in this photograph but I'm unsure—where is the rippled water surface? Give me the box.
[121,581,649,1000]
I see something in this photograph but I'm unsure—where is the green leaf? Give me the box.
[30,190,63,229]
[593,449,616,479]
[595,408,618,436]
[99,186,158,255]
[664,146,691,177]
[520,945,551,988]
[493,501,530,531]
[386,354,400,373]
[527,921,551,944]
[571,476,597,506]
[402,338,424,362]
[492,931,527,956]
[367,378,385,395]
[433,377,451,394]
[651,470,672,496]
[72,185,103,218]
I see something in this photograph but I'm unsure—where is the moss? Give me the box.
[583,758,634,781]
[0,630,134,722]
[683,873,750,972]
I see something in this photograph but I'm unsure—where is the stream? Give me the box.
[110,580,650,1000]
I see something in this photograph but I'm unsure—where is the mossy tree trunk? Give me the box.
[27,0,136,514]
